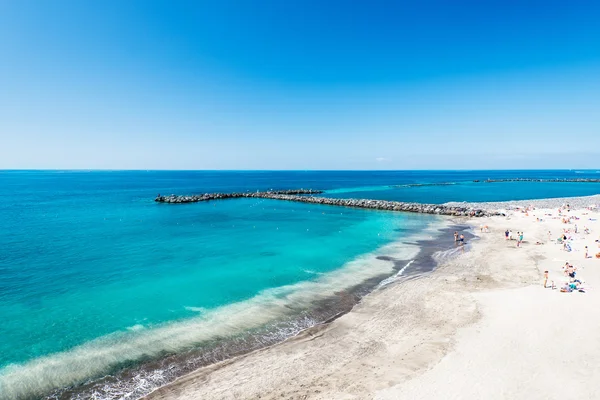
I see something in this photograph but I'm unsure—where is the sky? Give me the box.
[1,0,599,170]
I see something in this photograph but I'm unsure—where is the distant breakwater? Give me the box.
[477,178,600,183]
[155,190,500,217]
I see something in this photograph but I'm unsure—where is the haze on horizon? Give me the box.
[1,1,599,170]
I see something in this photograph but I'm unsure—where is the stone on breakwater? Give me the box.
[480,178,600,183]
[155,189,500,217]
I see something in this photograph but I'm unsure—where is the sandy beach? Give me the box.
[146,195,600,400]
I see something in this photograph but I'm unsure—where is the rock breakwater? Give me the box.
[155,189,323,203]
[478,178,600,183]
[155,190,500,217]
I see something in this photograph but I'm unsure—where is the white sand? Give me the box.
[147,199,600,400]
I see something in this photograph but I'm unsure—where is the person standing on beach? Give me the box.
[505,229,509,240]
[519,232,524,245]
[585,246,588,259]
[454,231,458,242]
[543,271,549,288]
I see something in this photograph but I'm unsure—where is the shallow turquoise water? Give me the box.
[0,170,599,399]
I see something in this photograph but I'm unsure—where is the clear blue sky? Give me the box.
[1,0,599,169]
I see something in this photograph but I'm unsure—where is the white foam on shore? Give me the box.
[0,222,449,400]
[183,306,207,314]
[378,260,415,288]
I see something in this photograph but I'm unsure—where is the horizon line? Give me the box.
[2,168,599,172]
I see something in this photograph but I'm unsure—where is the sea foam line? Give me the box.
[377,260,415,288]
[0,233,430,400]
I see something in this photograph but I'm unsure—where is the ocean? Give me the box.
[1,170,599,399]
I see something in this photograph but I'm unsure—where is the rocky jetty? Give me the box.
[155,190,500,217]
[155,189,323,203]
[479,178,600,183]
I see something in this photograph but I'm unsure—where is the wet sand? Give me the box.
[146,198,600,400]
[46,220,466,400]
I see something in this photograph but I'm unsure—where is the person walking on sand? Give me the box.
[454,231,458,243]
[505,229,509,240]
[543,271,549,288]
[585,246,589,259]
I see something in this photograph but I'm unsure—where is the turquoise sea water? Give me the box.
[1,170,600,399]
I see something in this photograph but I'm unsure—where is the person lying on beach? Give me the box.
[570,280,585,292]
[561,282,572,292]
[565,265,577,278]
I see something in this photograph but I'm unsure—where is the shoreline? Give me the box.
[145,194,600,400]
[17,216,459,400]
[142,221,472,400]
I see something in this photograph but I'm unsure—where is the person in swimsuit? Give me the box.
[505,229,509,240]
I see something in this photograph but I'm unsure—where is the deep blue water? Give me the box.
[0,170,599,399]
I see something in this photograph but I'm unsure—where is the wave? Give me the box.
[324,182,459,195]
[0,224,443,400]
[324,185,395,194]
[391,182,458,188]
[377,260,415,287]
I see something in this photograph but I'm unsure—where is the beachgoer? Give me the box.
[454,231,458,242]
[505,229,509,240]
[584,246,588,259]
[543,271,549,288]
[561,282,572,292]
